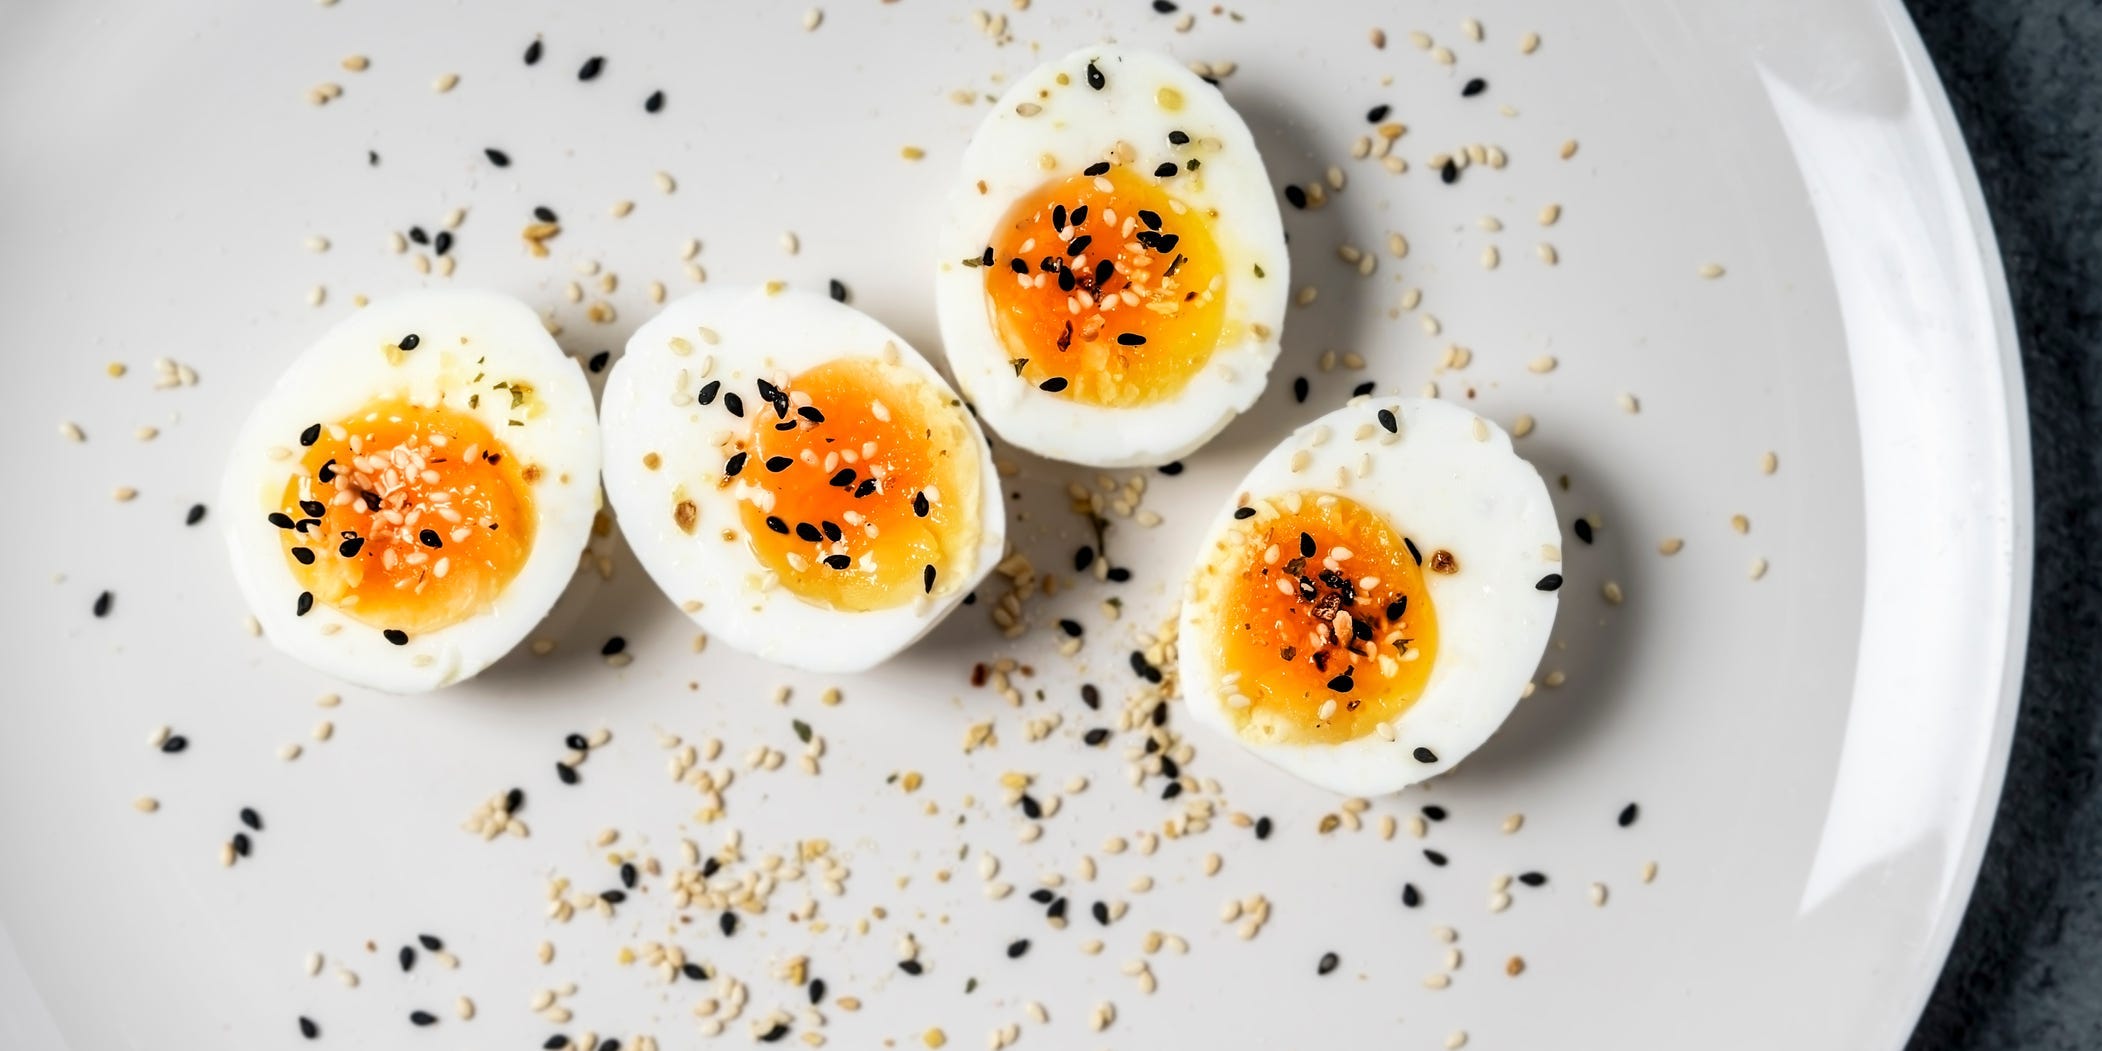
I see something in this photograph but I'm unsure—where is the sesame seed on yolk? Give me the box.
[278,398,536,635]
[733,358,978,611]
[984,164,1228,407]
[1211,491,1439,743]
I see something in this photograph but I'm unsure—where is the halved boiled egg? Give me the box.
[1178,398,1562,794]
[935,46,1290,468]
[221,290,602,692]
[600,287,1004,673]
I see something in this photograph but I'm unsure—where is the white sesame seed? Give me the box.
[307,284,327,306]
[1761,450,1779,475]
[1537,243,1559,265]
[1538,202,1561,226]
[1424,973,1451,989]
[133,796,159,813]
[1642,860,1659,883]
[112,486,137,502]
[1698,262,1726,279]
[1589,882,1609,907]
[1520,31,1541,54]
[1560,138,1579,159]
[1749,557,1769,581]
[1618,392,1640,414]
[802,7,823,30]
[1432,45,1455,64]
[654,171,677,194]
[279,743,303,761]
[1732,514,1751,534]
[433,72,459,92]
[1658,537,1685,556]
[59,421,84,442]
[1602,580,1624,605]
[1488,891,1512,913]
[781,232,800,255]
[1511,414,1535,438]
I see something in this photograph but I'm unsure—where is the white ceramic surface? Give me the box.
[0,1,2027,1049]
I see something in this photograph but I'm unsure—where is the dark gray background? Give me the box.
[1905,0,2102,1047]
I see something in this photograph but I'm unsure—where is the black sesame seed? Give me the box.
[588,350,610,372]
[419,528,442,548]
[1367,104,1390,123]
[982,246,996,266]
[300,422,322,446]
[1318,951,1339,975]
[399,945,416,971]
[417,933,444,952]
[826,278,849,303]
[234,831,253,856]
[399,333,421,351]
[821,521,843,544]
[1293,376,1309,402]
[1161,781,1183,799]
[1081,683,1101,709]
[619,862,638,889]
[542,1037,568,1050]
[601,890,626,905]
[683,962,708,981]
[1405,537,1423,565]
[1066,234,1093,257]
[855,478,879,498]
[1047,896,1068,920]
[577,56,604,80]
[1352,380,1376,397]
[92,590,113,618]
[701,857,722,877]
[555,761,578,784]
[1618,802,1640,827]
[765,455,794,473]
[409,226,429,245]
[1020,794,1043,820]
[1284,184,1308,209]
[898,958,923,975]
[161,735,187,754]
[297,592,314,617]
[1535,573,1563,592]
[823,554,852,570]
[409,1010,437,1027]
[720,911,739,936]
[913,491,930,517]
[1085,61,1105,89]
[1462,77,1487,97]
[1005,938,1032,959]
[1157,461,1184,477]
[1402,883,1422,907]
[534,205,559,222]
[269,512,296,530]
[565,732,590,751]
[1083,161,1111,177]
[1029,888,1056,904]
[1153,161,1178,178]
[298,1016,319,1039]
[1326,674,1353,693]
[724,392,745,417]
[185,503,208,526]
[1424,849,1448,866]
[599,1041,621,1051]
[758,1023,789,1043]
[1299,531,1317,558]
[1386,596,1408,621]
[240,807,262,831]
[433,231,452,256]
[1233,506,1256,520]
[1107,566,1131,582]
[300,499,328,518]
[523,38,542,65]
[798,406,825,424]
[723,452,748,477]
[1038,377,1069,393]
[643,88,666,112]
[923,564,937,593]
[1574,518,1595,545]
[600,636,626,657]
[795,522,823,542]
[504,787,525,813]
[1377,407,1399,433]
[1091,900,1110,925]
[1518,872,1547,887]
[1254,815,1273,839]
[1083,728,1111,746]
[485,148,511,167]
[1422,804,1448,822]
[1168,129,1190,145]
[1441,158,1458,184]
[1116,332,1147,346]
[1154,0,1179,10]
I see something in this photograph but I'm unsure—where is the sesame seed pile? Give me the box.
[39,2,1804,1047]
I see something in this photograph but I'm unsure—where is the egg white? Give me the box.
[1178,398,1562,794]
[600,286,1006,673]
[220,290,602,693]
[934,46,1290,469]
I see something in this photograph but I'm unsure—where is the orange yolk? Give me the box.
[275,398,536,638]
[983,164,1227,407]
[732,357,978,611]
[1211,492,1440,744]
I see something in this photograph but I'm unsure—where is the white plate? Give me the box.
[0,1,2028,1048]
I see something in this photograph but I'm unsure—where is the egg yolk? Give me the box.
[1209,491,1440,744]
[983,164,1227,407]
[273,398,536,639]
[731,357,979,611]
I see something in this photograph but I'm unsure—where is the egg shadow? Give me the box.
[1194,88,1381,470]
[1434,435,1643,786]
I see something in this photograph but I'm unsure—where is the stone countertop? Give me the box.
[1903,1,2102,1047]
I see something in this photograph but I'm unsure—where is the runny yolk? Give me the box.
[275,398,536,638]
[983,164,1227,407]
[1210,491,1440,744]
[731,357,979,612]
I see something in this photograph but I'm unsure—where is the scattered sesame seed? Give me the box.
[1749,557,1769,581]
[1761,450,1779,474]
[1698,262,1726,279]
